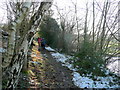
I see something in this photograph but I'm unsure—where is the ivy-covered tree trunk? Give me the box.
[2,1,52,88]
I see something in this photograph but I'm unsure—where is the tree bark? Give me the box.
[2,1,53,88]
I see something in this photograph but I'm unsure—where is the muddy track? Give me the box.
[17,44,78,89]
[40,49,77,88]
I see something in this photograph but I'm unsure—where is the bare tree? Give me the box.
[92,0,95,44]
[2,0,53,88]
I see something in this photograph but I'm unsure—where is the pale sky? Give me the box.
[51,0,119,34]
[51,0,119,18]
[0,0,119,24]
[0,2,7,24]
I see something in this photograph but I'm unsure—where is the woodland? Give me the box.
[0,0,120,89]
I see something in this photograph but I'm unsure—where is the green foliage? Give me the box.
[22,70,28,75]
[73,41,106,76]
[39,16,61,48]
[17,73,30,88]
[2,79,8,88]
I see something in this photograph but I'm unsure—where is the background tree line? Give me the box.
[39,0,119,77]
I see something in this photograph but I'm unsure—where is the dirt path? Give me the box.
[17,41,77,88]
[39,50,76,88]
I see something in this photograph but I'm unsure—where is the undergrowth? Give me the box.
[72,41,107,77]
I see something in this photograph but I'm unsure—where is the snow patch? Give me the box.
[49,47,120,88]
[45,47,55,52]
[51,52,76,71]
[51,52,68,63]
[72,72,119,88]
[107,60,120,76]
[30,61,41,64]
[0,48,6,53]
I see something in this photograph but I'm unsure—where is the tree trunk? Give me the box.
[21,36,28,71]
[2,1,53,88]
[0,31,2,90]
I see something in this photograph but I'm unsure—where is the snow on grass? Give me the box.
[51,52,75,70]
[50,47,120,88]
[45,47,55,52]
[107,60,120,76]
[0,48,6,53]
[51,52,68,63]
[73,72,119,88]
